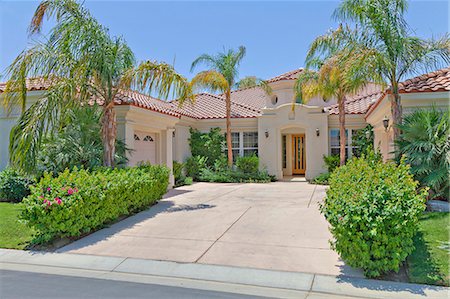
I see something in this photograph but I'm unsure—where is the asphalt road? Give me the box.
[0,270,268,299]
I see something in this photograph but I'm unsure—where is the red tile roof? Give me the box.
[326,90,384,115]
[0,78,52,92]
[114,90,182,117]
[398,67,450,93]
[266,68,303,83]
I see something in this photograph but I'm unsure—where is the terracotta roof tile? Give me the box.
[326,90,384,115]
[266,68,303,83]
[399,68,450,93]
[0,78,52,92]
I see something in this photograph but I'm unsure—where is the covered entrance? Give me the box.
[292,134,306,175]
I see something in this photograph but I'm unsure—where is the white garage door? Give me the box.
[132,131,157,165]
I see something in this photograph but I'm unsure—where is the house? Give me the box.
[0,67,448,187]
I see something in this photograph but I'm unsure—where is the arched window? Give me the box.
[134,134,140,141]
[143,135,154,142]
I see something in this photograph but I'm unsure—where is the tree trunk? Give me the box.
[225,89,233,166]
[101,103,117,167]
[391,85,402,143]
[338,96,346,166]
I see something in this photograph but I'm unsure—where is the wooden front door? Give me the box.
[292,134,306,175]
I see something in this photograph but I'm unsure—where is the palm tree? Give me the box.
[191,46,269,166]
[333,0,450,142]
[295,26,372,166]
[3,0,191,172]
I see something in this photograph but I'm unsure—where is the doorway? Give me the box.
[292,134,306,175]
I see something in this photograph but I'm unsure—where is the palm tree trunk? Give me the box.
[391,84,402,143]
[338,96,346,166]
[101,103,116,167]
[225,89,233,166]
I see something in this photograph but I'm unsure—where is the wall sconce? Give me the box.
[265,130,269,138]
[316,128,320,137]
[382,116,390,132]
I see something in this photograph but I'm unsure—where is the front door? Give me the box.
[292,134,306,175]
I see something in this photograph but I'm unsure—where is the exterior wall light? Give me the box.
[382,116,390,132]
[265,130,269,138]
[316,128,320,137]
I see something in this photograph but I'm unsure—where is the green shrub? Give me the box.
[395,107,449,200]
[236,155,259,173]
[189,128,225,167]
[184,177,193,185]
[321,154,427,278]
[173,161,185,186]
[311,172,330,185]
[21,165,169,243]
[0,168,34,203]
[352,125,374,157]
[323,155,340,173]
[185,156,208,181]
[199,168,274,183]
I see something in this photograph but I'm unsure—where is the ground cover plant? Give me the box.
[408,212,449,286]
[21,165,169,244]
[321,152,427,278]
[0,202,34,249]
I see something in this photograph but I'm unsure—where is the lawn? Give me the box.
[408,212,449,286]
[0,202,34,249]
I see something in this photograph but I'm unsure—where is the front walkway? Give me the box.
[59,181,362,277]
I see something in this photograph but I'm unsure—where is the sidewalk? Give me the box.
[1,249,448,299]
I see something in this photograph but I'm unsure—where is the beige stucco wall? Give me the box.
[366,91,449,161]
[258,103,329,180]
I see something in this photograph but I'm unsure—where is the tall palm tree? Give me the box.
[191,46,269,166]
[296,26,373,166]
[3,0,191,172]
[333,0,450,142]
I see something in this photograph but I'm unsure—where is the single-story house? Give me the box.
[0,67,448,187]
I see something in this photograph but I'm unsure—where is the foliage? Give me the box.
[321,153,427,278]
[36,106,128,176]
[323,155,340,173]
[352,125,375,157]
[4,0,190,171]
[333,0,450,140]
[408,212,449,286]
[395,107,449,200]
[173,161,185,186]
[0,203,35,249]
[199,168,274,183]
[311,173,331,185]
[185,156,208,181]
[184,177,193,186]
[235,155,259,174]
[0,168,34,203]
[189,128,225,167]
[21,165,169,243]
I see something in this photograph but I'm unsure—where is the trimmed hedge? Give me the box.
[0,168,34,203]
[21,165,169,243]
[321,155,427,278]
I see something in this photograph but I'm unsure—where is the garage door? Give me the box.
[132,131,157,165]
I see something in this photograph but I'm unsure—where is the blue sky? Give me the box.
[1,1,448,81]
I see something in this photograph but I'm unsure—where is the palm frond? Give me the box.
[190,70,229,94]
[235,76,272,94]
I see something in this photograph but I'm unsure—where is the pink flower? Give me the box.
[43,199,52,206]
[55,198,62,205]
[67,188,74,195]
[61,187,66,191]
[74,188,78,193]
[47,187,51,192]
[39,195,44,199]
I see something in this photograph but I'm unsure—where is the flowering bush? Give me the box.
[22,165,169,243]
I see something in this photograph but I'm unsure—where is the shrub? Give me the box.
[189,127,225,167]
[323,155,340,173]
[395,107,449,200]
[321,154,427,278]
[199,168,274,183]
[184,177,193,185]
[173,161,185,186]
[21,165,169,243]
[311,172,330,185]
[0,168,34,203]
[352,125,375,157]
[236,155,259,173]
[185,156,208,181]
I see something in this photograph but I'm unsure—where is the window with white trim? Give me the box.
[227,132,258,160]
[329,129,355,159]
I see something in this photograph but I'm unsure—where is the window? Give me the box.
[134,134,140,141]
[282,135,287,168]
[329,129,361,159]
[143,135,154,142]
[226,132,258,160]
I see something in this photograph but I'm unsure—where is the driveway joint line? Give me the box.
[111,257,128,272]
[194,206,252,263]
[307,184,317,208]
[203,185,245,204]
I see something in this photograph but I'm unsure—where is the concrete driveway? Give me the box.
[59,180,363,278]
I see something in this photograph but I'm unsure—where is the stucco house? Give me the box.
[0,67,448,187]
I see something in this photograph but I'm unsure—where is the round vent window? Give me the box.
[271,95,278,105]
